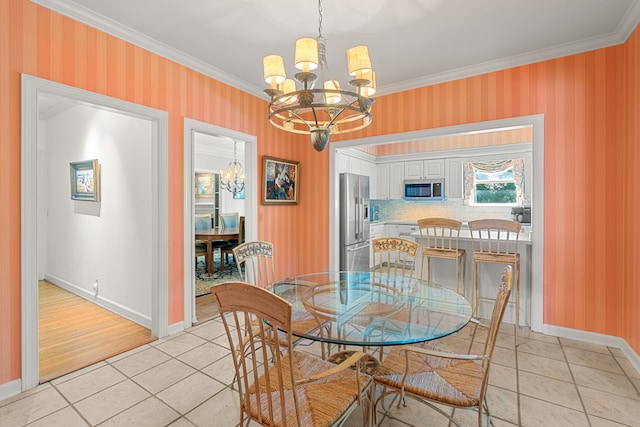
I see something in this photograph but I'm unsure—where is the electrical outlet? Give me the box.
[92,279,99,297]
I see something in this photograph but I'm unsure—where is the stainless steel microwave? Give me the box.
[403,179,445,200]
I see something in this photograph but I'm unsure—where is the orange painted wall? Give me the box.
[625,24,640,352]
[1,0,639,388]
[0,0,328,385]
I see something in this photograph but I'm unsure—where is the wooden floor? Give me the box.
[195,293,218,323]
[39,281,155,383]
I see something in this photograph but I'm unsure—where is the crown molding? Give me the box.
[31,0,264,97]
[378,32,628,96]
[32,0,640,98]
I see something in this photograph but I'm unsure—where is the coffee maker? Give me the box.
[511,206,531,224]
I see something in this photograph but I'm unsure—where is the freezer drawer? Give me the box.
[340,242,371,271]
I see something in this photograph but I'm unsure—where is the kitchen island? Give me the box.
[409,224,532,327]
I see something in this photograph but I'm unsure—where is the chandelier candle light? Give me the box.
[219,141,245,196]
[262,0,376,151]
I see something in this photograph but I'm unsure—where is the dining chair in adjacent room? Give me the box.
[218,212,240,268]
[194,213,212,271]
[210,281,373,427]
[468,218,521,346]
[417,217,466,298]
[221,216,244,270]
[372,266,513,427]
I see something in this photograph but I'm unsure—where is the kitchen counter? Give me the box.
[410,227,532,245]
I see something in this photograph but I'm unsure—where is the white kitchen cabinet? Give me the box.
[369,222,385,268]
[404,159,445,179]
[445,158,462,199]
[361,159,378,199]
[337,152,350,174]
[376,163,389,199]
[404,161,424,179]
[389,162,405,199]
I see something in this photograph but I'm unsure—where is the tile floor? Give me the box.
[2,318,639,427]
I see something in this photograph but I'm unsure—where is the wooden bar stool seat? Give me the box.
[468,218,521,345]
[417,218,466,298]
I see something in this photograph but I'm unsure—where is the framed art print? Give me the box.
[70,159,100,201]
[262,156,298,204]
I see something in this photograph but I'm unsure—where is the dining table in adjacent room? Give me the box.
[268,271,472,364]
[194,227,239,275]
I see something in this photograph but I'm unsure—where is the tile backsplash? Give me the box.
[371,198,514,224]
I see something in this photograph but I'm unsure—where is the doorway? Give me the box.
[183,118,258,326]
[328,114,545,332]
[21,75,169,390]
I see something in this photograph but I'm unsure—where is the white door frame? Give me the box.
[328,114,545,332]
[182,118,258,326]
[21,74,169,391]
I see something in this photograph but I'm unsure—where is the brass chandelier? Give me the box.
[262,0,376,152]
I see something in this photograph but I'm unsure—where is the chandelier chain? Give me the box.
[317,0,323,38]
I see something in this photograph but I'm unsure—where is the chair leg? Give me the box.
[472,259,479,317]
[514,259,520,347]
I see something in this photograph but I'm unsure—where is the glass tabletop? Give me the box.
[269,271,472,347]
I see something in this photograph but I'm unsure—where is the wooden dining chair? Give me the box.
[371,237,420,278]
[232,240,275,288]
[372,266,513,427]
[417,217,466,297]
[366,237,420,359]
[210,281,373,427]
[233,240,329,357]
[468,218,521,346]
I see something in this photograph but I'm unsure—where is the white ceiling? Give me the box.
[35,0,640,98]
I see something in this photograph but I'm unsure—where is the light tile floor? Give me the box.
[2,318,639,427]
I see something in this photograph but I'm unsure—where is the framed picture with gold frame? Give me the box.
[70,159,100,201]
[262,156,298,204]
[195,172,214,198]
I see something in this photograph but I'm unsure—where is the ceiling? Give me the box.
[35,0,640,99]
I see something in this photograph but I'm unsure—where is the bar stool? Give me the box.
[468,219,521,345]
[417,218,466,297]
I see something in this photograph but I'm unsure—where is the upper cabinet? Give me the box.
[389,162,405,199]
[337,149,378,198]
[404,159,445,179]
[444,158,462,199]
[376,163,389,199]
[361,160,378,199]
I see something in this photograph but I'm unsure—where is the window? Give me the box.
[463,159,524,205]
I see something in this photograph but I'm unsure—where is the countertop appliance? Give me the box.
[511,206,531,224]
[370,205,380,221]
[340,173,370,271]
[403,179,444,200]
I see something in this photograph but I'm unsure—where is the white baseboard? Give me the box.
[44,274,151,329]
[0,379,22,402]
[168,321,186,336]
[544,324,640,375]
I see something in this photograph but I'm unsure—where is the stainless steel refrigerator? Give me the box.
[339,173,371,271]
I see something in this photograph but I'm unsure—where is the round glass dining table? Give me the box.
[268,271,472,347]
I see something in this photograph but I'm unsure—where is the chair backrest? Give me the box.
[233,241,276,288]
[417,217,462,253]
[480,266,513,368]
[194,214,212,231]
[210,282,301,426]
[238,216,246,245]
[468,219,521,256]
[372,237,419,278]
[219,212,239,230]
